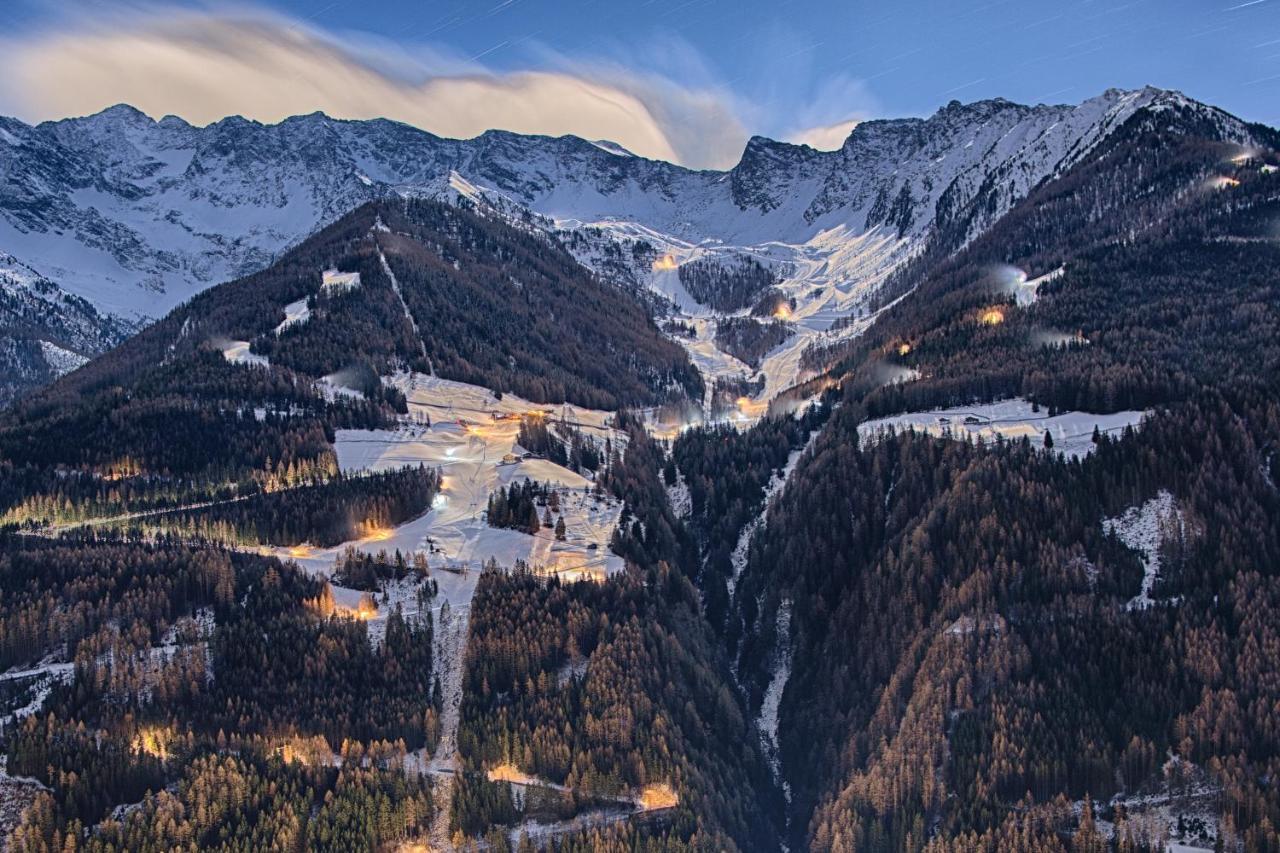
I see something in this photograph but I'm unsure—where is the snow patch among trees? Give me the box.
[1102,490,1183,610]
[756,600,792,800]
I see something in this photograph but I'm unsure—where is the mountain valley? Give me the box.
[1,82,1279,853]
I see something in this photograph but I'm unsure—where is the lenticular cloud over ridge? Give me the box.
[0,11,749,169]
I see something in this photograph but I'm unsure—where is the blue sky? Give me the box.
[1,0,1277,167]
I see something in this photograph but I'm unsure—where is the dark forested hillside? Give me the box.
[453,417,783,850]
[0,535,440,851]
[678,255,780,312]
[698,100,1280,852]
[1,194,693,453]
[0,196,698,544]
[729,386,1280,852]
[714,317,795,369]
[374,200,702,409]
[821,101,1280,418]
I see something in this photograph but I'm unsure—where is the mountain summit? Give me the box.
[0,87,1261,406]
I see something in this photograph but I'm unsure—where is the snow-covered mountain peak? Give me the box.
[0,87,1265,406]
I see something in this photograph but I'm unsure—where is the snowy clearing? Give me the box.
[38,340,89,375]
[996,264,1064,306]
[0,758,45,845]
[277,372,625,586]
[1103,490,1181,610]
[217,338,268,368]
[321,269,361,293]
[273,297,310,334]
[857,398,1147,459]
[1,662,75,726]
[1082,758,1222,851]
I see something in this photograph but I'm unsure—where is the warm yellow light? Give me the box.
[638,783,678,810]
[354,592,379,620]
[487,763,538,785]
[773,303,792,320]
[734,396,768,419]
[652,254,678,271]
[898,343,911,356]
[288,544,312,558]
[363,524,393,542]
[133,726,173,760]
[980,309,1005,326]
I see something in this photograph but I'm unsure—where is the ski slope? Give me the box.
[857,398,1147,459]
[277,373,626,585]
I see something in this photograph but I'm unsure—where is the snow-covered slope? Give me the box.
[0,252,130,403]
[0,87,1258,408]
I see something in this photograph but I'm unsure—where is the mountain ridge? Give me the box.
[0,86,1264,407]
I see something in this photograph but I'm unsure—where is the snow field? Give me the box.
[273,297,310,334]
[279,373,626,587]
[38,340,89,376]
[320,269,361,293]
[857,398,1147,460]
[217,338,268,367]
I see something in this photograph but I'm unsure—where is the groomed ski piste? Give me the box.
[268,369,628,631]
[856,398,1148,459]
[567,219,906,433]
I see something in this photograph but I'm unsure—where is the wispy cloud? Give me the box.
[780,73,879,152]
[786,118,860,150]
[0,7,751,168]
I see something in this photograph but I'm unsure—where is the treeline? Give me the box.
[9,746,434,853]
[137,465,440,547]
[516,415,604,474]
[331,546,435,591]
[1,465,241,528]
[677,255,778,312]
[0,344,400,528]
[0,535,236,673]
[486,479,564,538]
[714,317,793,369]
